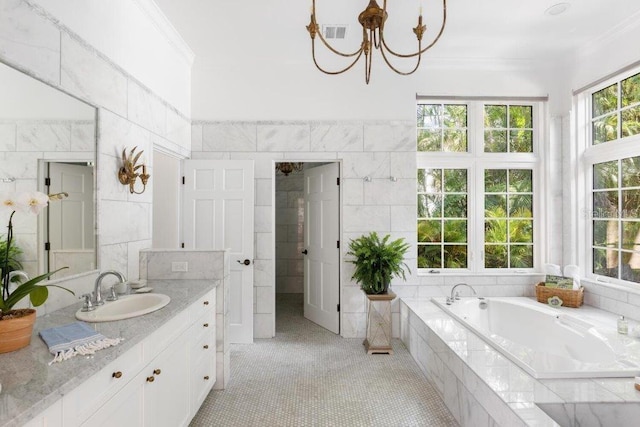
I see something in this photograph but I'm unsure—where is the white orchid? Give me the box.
[0,192,50,214]
[16,192,50,215]
[0,193,21,212]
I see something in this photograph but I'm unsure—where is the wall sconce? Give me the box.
[118,147,150,194]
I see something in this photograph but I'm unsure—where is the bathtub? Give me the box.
[432,297,640,379]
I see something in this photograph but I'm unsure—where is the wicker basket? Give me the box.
[535,282,584,308]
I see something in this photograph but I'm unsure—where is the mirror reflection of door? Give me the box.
[44,161,95,277]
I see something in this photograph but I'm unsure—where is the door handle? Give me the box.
[302,250,308,255]
[237,259,251,266]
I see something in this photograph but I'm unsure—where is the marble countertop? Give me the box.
[0,279,219,427]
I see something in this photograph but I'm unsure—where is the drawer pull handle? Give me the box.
[147,376,155,383]
[153,369,161,375]
[203,323,209,328]
[203,301,209,305]
[204,375,210,380]
[112,371,123,379]
[203,344,209,349]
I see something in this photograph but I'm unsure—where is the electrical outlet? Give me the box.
[171,261,188,272]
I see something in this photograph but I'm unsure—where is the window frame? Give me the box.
[416,98,545,275]
[579,66,640,288]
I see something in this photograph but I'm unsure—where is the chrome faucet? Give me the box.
[93,270,126,306]
[446,283,477,305]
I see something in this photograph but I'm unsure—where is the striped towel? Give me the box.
[39,322,123,365]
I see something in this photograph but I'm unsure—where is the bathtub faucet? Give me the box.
[446,283,477,305]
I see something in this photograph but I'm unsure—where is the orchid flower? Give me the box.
[16,192,50,214]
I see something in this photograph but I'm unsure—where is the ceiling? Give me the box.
[155,0,640,68]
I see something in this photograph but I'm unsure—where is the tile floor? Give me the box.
[190,294,457,427]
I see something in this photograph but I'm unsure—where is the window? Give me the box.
[484,169,534,268]
[417,103,468,152]
[591,72,640,145]
[484,105,533,153]
[416,100,541,273]
[584,68,640,286]
[417,168,468,268]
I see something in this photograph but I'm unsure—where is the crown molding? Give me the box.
[575,9,640,60]
[131,0,195,66]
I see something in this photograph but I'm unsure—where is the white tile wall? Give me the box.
[275,169,304,294]
[0,1,191,301]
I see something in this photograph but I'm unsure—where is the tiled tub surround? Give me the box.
[0,279,218,427]
[401,298,640,427]
[432,297,640,379]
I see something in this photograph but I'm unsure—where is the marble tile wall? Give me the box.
[192,121,544,339]
[275,168,304,294]
[0,0,192,291]
[0,119,94,278]
[581,279,640,323]
[140,248,231,389]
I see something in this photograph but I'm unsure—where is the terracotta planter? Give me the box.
[0,308,36,353]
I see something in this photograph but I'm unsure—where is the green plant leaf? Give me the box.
[29,286,48,307]
[3,267,73,311]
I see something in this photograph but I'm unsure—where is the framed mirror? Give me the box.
[0,61,97,280]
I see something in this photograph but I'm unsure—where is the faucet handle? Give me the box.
[80,293,95,312]
[106,286,118,302]
[454,291,461,300]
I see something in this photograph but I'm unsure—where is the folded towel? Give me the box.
[39,322,123,365]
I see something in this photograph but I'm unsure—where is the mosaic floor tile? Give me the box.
[190,294,458,427]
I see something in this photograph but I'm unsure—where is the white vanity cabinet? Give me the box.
[22,400,63,427]
[57,289,216,427]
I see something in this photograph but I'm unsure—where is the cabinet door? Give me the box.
[80,371,145,427]
[23,400,62,427]
[144,332,190,427]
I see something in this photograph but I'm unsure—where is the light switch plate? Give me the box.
[171,261,188,272]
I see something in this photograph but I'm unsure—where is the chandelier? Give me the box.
[276,162,304,176]
[306,0,447,84]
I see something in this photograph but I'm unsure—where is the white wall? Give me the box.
[29,0,194,116]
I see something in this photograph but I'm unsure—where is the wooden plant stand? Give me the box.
[363,291,396,355]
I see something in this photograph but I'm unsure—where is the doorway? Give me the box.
[274,161,340,335]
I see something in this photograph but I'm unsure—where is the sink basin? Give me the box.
[75,293,171,322]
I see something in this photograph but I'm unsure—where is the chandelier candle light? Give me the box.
[306,0,447,84]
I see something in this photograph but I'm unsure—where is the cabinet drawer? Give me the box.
[189,310,215,342]
[191,328,215,367]
[62,342,143,426]
[189,289,215,323]
[190,354,216,416]
[143,309,189,364]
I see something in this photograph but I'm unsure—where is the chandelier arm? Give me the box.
[380,0,447,59]
[316,30,364,58]
[365,36,373,84]
[379,41,423,76]
[311,39,365,75]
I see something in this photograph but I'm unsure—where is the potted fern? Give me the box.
[346,232,410,294]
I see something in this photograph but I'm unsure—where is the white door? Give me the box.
[182,160,254,343]
[47,162,95,271]
[303,162,340,334]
